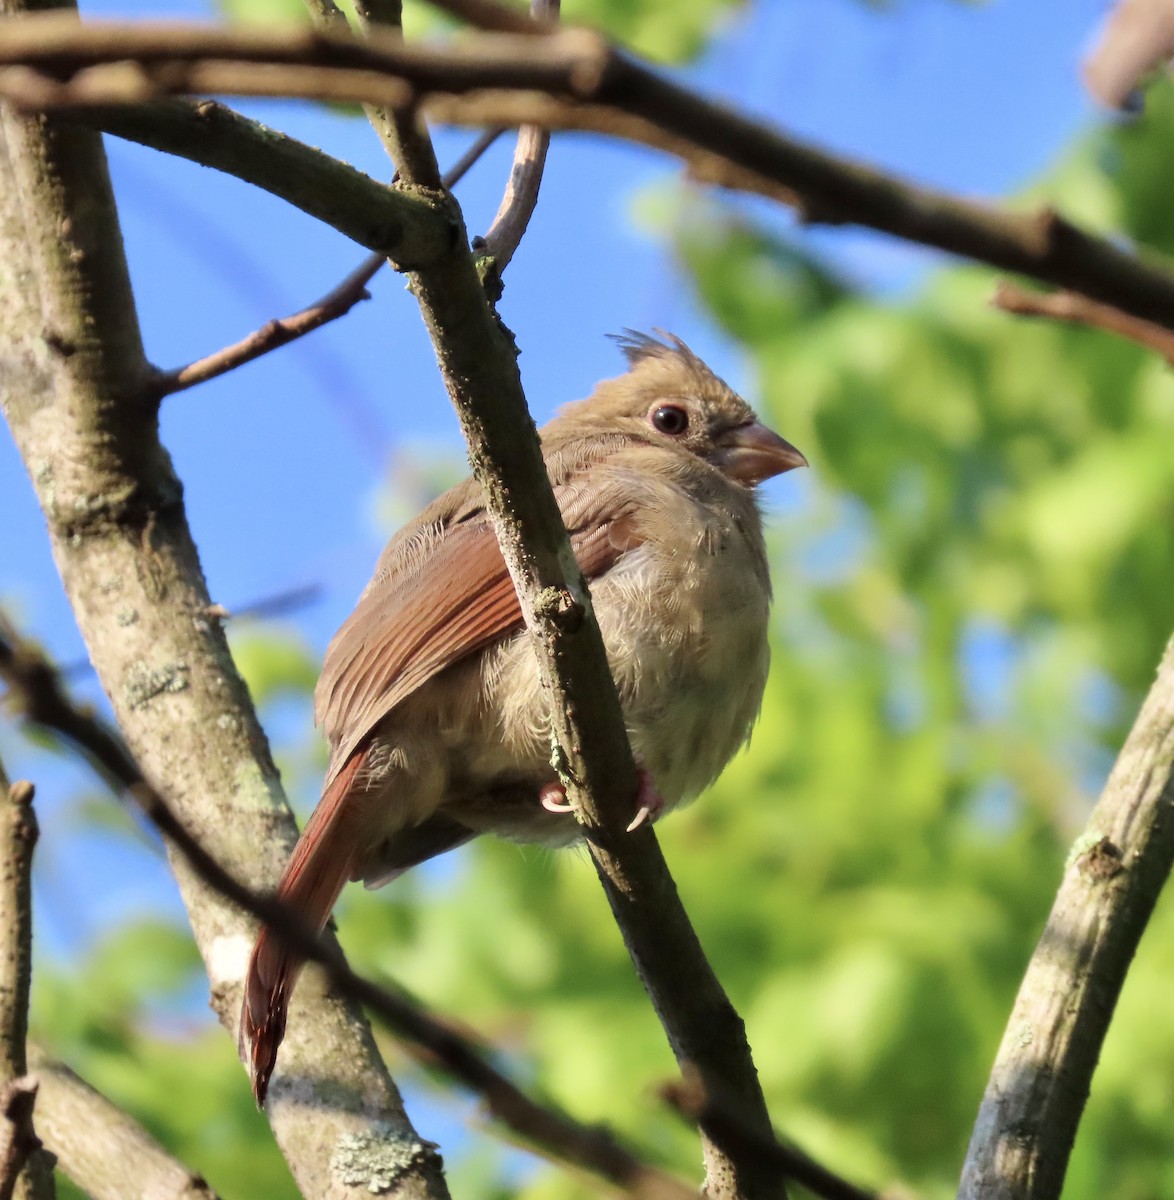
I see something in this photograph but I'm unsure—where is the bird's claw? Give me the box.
[625,768,664,832]
[540,769,664,830]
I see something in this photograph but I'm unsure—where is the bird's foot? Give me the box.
[626,767,664,832]
[539,768,664,831]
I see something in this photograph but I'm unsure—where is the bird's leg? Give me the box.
[538,769,664,831]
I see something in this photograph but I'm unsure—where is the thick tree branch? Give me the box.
[77,99,452,265]
[28,1051,216,1200]
[4,18,1174,331]
[992,280,1174,363]
[0,23,447,1197]
[0,619,696,1200]
[959,633,1174,1199]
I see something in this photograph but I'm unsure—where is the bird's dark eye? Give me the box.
[650,404,689,436]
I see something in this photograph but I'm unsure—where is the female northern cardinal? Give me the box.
[241,332,805,1101]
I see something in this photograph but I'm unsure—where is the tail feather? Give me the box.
[240,751,365,1104]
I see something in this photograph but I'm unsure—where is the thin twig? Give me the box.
[0,618,695,1200]
[151,251,384,398]
[478,0,557,271]
[150,123,504,399]
[5,19,1174,332]
[992,280,1174,364]
[959,633,1174,1200]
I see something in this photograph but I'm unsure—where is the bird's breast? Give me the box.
[591,501,771,807]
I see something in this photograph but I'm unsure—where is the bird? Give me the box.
[240,331,806,1103]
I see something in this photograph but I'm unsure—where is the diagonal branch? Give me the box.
[959,632,1174,1200]
[0,618,696,1200]
[75,98,451,265]
[149,123,506,399]
[29,1050,217,1200]
[150,250,385,398]
[0,29,448,1196]
[661,1066,880,1200]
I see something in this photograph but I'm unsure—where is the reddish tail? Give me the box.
[240,752,364,1104]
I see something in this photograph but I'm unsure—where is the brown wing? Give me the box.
[315,467,643,788]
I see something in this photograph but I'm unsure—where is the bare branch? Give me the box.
[992,280,1174,363]
[152,251,384,397]
[0,619,696,1200]
[478,0,558,271]
[344,0,443,184]
[4,18,1174,332]
[0,757,53,1200]
[147,122,502,398]
[419,0,553,35]
[75,99,451,265]
[0,775,35,1085]
[959,633,1174,1199]
[28,1051,218,1200]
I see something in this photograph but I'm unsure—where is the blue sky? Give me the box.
[0,0,1115,1177]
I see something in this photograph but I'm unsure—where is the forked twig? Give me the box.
[151,124,507,400]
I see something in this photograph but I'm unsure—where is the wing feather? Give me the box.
[315,463,644,787]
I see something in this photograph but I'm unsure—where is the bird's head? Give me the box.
[555,330,806,487]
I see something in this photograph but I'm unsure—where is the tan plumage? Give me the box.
[240,332,806,1102]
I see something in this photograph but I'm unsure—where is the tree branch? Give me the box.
[150,250,384,398]
[477,0,558,272]
[992,280,1174,363]
[4,17,1174,331]
[0,17,448,1193]
[959,632,1174,1199]
[0,618,697,1200]
[147,123,505,399]
[345,0,442,184]
[28,1051,216,1200]
[0,1079,46,1200]
[0,755,54,1200]
[75,99,452,265]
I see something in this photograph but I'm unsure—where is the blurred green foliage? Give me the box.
[215,0,746,64]
[27,26,1174,1200]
